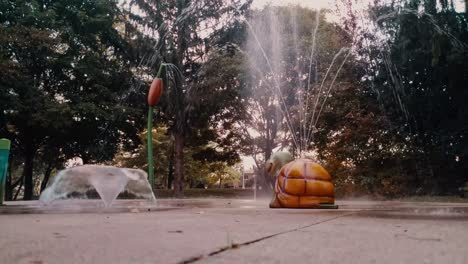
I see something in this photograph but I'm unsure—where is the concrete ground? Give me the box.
[0,199,467,264]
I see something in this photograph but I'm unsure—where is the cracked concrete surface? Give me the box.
[0,199,467,264]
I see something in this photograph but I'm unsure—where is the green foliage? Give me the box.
[129,0,251,194]
[324,0,468,196]
[0,0,141,199]
[116,126,172,188]
[116,126,241,189]
[1,0,465,200]
[370,0,468,194]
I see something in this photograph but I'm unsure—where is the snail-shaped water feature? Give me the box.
[266,152,337,209]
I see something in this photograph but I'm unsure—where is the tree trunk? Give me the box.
[263,135,274,190]
[23,142,36,200]
[7,175,23,201]
[424,156,438,194]
[81,156,90,165]
[173,18,186,196]
[465,0,468,20]
[164,0,188,197]
[5,161,12,201]
[40,162,53,193]
[167,152,174,189]
[173,132,184,196]
[14,177,24,200]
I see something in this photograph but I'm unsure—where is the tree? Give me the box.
[129,0,251,196]
[370,0,467,194]
[332,0,468,195]
[0,0,141,199]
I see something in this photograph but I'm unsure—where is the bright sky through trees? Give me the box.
[252,0,465,12]
[252,0,333,9]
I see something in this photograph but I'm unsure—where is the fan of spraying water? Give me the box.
[40,165,155,207]
[244,6,352,157]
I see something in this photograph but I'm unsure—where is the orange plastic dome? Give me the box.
[270,159,335,208]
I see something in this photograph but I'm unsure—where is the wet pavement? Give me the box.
[1,199,467,263]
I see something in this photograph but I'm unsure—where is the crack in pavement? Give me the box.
[177,212,356,264]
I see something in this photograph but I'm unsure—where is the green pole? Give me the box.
[0,139,11,205]
[147,106,155,191]
[147,63,165,192]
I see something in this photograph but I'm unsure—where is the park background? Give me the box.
[0,0,467,201]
